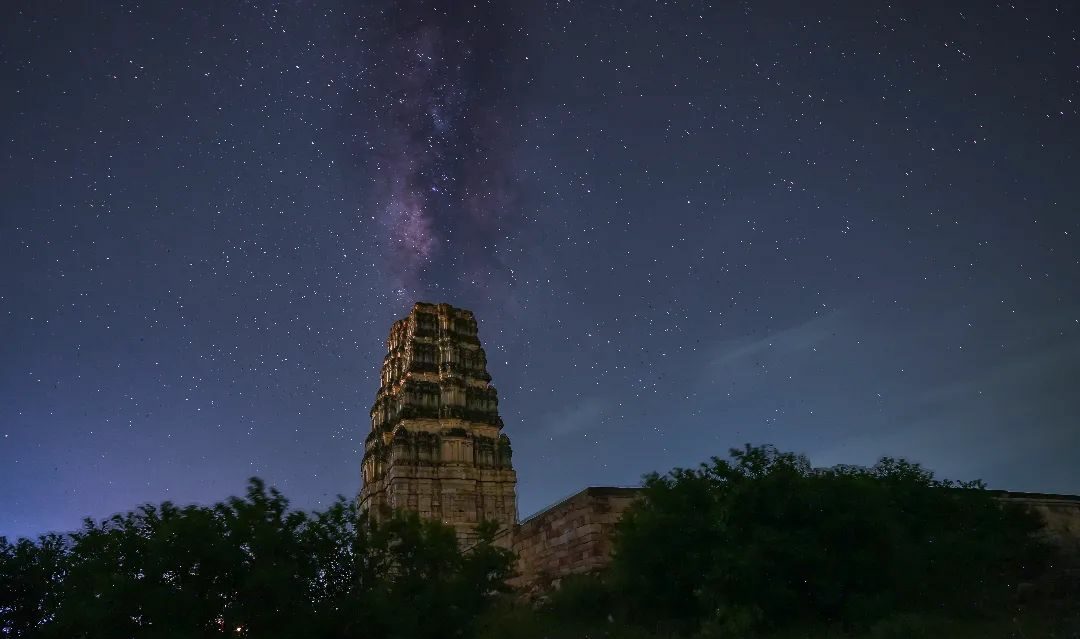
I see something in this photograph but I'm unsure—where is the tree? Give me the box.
[609,445,1050,634]
[1,478,515,639]
[0,534,67,638]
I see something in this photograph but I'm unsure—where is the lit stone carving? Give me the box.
[359,302,517,545]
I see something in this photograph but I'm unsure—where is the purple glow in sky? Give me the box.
[364,1,525,295]
[2,1,1078,541]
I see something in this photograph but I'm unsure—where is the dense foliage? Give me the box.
[2,446,1065,638]
[0,479,513,639]
[607,445,1052,636]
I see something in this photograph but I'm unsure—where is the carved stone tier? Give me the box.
[359,302,517,545]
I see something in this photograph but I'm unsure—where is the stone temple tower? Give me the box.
[359,302,517,545]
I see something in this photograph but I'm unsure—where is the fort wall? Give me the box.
[995,491,1080,558]
[508,487,639,594]
[509,487,1080,594]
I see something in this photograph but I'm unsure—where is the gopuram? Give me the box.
[361,303,1080,594]
[359,302,517,546]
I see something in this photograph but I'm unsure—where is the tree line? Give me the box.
[2,445,1071,638]
[1,478,513,638]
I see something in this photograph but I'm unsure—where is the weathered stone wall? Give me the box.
[381,464,518,547]
[995,491,1080,560]
[509,487,641,594]
[508,487,1080,594]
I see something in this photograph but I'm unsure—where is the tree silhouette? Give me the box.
[1,452,1061,638]
[1,478,513,639]
[609,445,1050,634]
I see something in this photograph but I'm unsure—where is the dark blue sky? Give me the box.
[2,1,1078,540]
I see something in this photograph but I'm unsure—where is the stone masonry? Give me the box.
[359,302,517,546]
[995,491,1080,559]
[360,303,1080,589]
[508,487,641,594]
[508,488,1080,594]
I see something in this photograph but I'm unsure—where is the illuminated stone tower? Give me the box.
[359,302,517,544]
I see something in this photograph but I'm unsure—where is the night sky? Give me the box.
[3,1,1078,540]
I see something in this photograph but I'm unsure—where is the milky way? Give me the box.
[361,2,527,296]
[2,1,1078,541]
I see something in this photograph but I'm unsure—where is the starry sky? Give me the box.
[2,1,1078,540]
